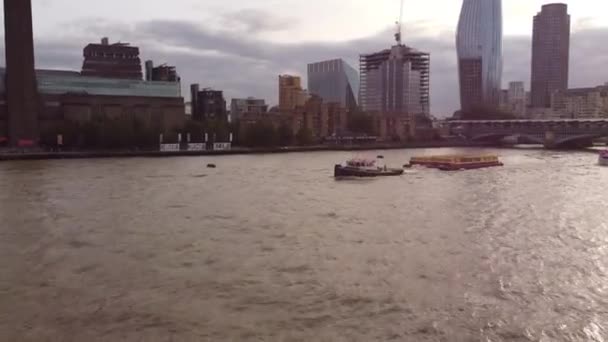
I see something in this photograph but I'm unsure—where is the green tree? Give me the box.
[244,121,277,147]
[295,127,313,146]
[183,120,206,142]
[277,123,294,146]
[348,112,374,135]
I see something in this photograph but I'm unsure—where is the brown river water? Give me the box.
[1,148,608,341]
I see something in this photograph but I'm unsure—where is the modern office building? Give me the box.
[499,82,526,117]
[359,45,429,116]
[191,86,227,121]
[530,3,570,108]
[230,98,268,122]
[307,59,359,110]
[508,81,526,117]
[81,38,143,80]
[456,0,503,113]
[498,89,509,114]
[279,75,307,111]
[3,0,39,146]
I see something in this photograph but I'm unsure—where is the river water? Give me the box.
[1,148,608,341]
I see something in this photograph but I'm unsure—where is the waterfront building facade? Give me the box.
[191,87,227,122]
[231,98,268,123]
[551,85,608,118]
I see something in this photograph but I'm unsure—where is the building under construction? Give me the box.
[81,38,143,80]
[359,44,430,115]
[145,60,180,82]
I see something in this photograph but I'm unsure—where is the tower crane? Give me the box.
[395,0,404,45]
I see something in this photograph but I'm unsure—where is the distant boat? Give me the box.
[410,155,503,171]
[207,163,217,168]
[334,158,404,178]
[599,150,608,166]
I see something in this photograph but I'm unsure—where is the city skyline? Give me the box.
[0,1,607,116]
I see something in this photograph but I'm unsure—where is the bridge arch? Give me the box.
[470,133,511,142]
[552,134,608,148]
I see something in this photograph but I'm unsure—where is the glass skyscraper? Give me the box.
[307,59,359,110]
[456,0,503,113]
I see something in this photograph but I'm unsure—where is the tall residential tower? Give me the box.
[359,45,430,116]
[530,3,570,108]
[456,0,503,113]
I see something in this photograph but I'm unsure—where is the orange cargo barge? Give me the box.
[410,155,504,171]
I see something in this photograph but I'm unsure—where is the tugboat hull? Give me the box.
[334,165,404,178]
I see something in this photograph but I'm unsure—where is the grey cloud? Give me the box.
[495,28,608,91]
[2,16,607,117]
[220,9,296,34]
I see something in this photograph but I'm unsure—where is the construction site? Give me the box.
[359,45,431,115]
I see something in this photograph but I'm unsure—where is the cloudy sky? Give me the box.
[1,0,607,116]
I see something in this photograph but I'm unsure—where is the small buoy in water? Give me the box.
[207,163,216,168]
[377,155,384,159]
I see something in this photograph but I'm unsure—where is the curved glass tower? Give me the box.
[456,0,503,113]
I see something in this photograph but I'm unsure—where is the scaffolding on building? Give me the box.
[359,45,430,115]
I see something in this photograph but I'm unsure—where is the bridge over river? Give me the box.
[448,119,608,148]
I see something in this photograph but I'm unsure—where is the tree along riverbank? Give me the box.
[0,141,496,161]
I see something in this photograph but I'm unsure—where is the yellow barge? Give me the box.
[410,155,503,171]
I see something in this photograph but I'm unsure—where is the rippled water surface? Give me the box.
[1,148,608,341]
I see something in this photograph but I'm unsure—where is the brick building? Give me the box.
[0,68,185,145]
[230,97,268,123]
[145,60,180,82]
[3,0,39,146]
[81,38,143,80]
[190,85,227,122]
[279,75,307,111]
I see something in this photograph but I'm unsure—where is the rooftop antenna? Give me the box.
[395,0,404,45]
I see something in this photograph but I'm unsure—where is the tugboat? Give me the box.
[334,158,404,178]
[599,150,608,166]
